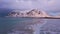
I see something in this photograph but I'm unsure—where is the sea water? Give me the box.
[0,17,60,34]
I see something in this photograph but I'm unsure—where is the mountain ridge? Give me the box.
[6,9,49,17]
[6,9,60,18]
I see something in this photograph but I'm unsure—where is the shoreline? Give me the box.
[3,16,60,19]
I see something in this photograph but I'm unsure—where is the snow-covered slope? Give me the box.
[6,9,49,17]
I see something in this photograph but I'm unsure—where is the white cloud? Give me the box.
[0,0,60,12]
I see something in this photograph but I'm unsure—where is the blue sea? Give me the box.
[0,17,60,34]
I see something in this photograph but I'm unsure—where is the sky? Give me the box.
[0,0,60,15]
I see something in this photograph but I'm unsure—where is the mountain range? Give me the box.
[6,9,60,18]
[6,9,49,17]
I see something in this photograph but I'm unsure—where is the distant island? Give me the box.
[6,9,50,17]
[6,9,60,18]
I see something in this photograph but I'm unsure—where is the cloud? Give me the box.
[0,0,60,12]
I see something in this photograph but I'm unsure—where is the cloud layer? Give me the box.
[0,0,60,12]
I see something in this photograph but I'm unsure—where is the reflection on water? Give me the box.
[7,18,47,34]
[0,18,60,34]
[40,19,60,34]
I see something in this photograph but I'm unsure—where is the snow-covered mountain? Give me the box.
[6,9,50,17]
